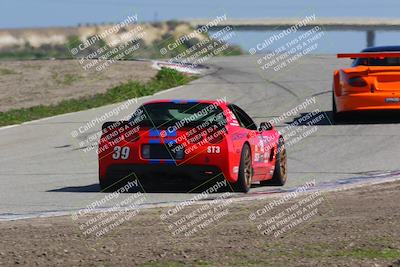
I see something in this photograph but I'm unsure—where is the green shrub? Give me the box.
[0,68,195,126]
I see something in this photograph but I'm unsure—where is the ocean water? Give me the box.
[1,0,400,53]
[217,30,400,54]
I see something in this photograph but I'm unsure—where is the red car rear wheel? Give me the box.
[232,144,253,193]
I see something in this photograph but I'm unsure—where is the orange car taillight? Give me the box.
[348,76,367,87]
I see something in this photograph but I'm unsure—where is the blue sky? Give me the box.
[1,0,399,29]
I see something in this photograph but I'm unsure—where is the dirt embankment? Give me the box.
[0,22,205,50]
[0,181,399,266]
[0,60,156,112]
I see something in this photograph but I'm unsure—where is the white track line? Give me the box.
[1,176,399,222]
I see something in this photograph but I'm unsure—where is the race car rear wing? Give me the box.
[337,52,400,59]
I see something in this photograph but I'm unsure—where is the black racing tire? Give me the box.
[99,172,140,193]
[332,93,347,123]
[261,137,287,186]
[99,175,125,192]
[99,178,115,192]
[231,143,253,193]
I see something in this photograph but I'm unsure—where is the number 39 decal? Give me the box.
[112,146,130,160]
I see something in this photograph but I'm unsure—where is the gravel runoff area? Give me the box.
[0,181,399,267]
[0,60,157,112]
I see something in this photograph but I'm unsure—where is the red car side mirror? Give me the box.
[259,122,273,131]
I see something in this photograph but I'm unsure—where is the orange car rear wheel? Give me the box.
[332,93,349,123]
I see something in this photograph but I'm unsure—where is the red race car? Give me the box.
[98,99,287,193]
[333,46,400,121]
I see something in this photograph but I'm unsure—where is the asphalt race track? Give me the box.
[1,55,400,219]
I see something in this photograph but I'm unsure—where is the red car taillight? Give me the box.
[123,131,140,142]
[208,134,224,144]
[101,129,121,144]
[188,133,204,144]
[348,76,367,87]
[207,127,227,144]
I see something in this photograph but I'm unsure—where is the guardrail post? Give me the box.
[366,30,375,48]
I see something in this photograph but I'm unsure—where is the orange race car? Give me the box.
[332,46,400,121]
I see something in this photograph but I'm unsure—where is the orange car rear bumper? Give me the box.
[336,92,400,112]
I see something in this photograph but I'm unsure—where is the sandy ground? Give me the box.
[0,60,156,112]
[0,181,399,267]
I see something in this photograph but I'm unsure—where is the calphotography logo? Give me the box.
[68,13,146,72]
[70,98,139,154]
[159,14,238,68]
[71,180,146,238]
[249,14,317,55]
[248,179,325,238]
[250,14,326,73]
[160,180,233,237]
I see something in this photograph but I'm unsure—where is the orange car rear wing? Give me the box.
[337,52,400,59]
